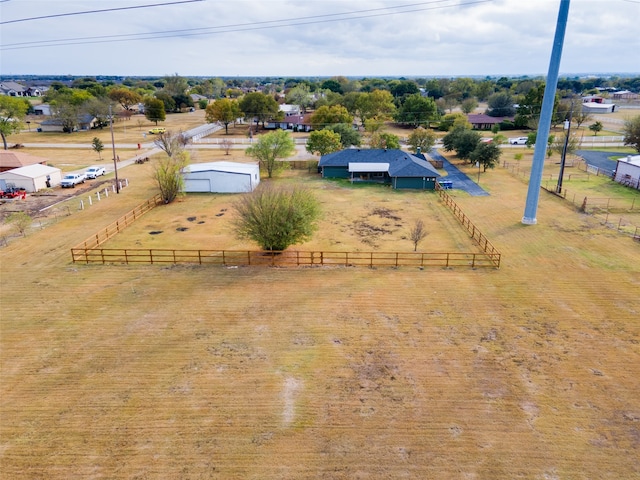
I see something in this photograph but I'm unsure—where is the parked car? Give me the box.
[85,166,106,179]
[60,173,86,188]
[149,127,166,134]
[508,137,528,145]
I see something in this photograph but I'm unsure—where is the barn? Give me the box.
[0,164,62,192]
[319,149,440,190]
[614,155,640,189]
[182,162,260,193]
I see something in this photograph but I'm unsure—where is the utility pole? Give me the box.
[522,0,571,225]
[109,104,120,194]
[556,101,574,194]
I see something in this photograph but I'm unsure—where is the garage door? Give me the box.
[184,178,211,192]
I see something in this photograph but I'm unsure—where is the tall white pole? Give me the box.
[109,104,120,194]
[522,0,571,225]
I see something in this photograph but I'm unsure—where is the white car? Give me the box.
[85,166,106,179]
[508,137,528,145]
[60,173,86,188]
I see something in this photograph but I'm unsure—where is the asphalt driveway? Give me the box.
[429,149,489,197]
[576,150,628,175]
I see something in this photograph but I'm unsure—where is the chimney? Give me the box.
[417,146,421,154]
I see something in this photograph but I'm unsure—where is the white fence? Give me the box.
[578,135,624,146]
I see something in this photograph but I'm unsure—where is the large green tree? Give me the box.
[0,96,28,149]
[469,141,502,171]
[370,132,400,150]
[108,87,142,111]
[325,123,361,148]
[486,91,516,117]
[443,127,482,160]
[233,184,321,251]
[285,84,312,112]
[623,115,640,152]
[407,127,437,154]
[309,105,353,130]
[394,94,437,128]
[144,97,166,125]
[306,129,342,156]
[205,98,241,134]
[246,130,295,178]
[239,92,279,131]
[355,90,396,127]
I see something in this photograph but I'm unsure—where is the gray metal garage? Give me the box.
[182,162,260,193]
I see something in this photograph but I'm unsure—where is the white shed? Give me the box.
[614,155,640,189]
[0,164,62,192]
[182,161,260,193]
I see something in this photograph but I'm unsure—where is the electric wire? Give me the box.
[1,0,493,51]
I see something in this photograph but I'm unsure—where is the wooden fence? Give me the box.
[72,194,163,251]
[435,185,501,266]
[71,190,501,269]
[70,248,500,268]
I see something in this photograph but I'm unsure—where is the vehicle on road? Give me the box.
[149,127,166,134]
[85,166,106,179]
[60,173,86,188]
[508,137,528,145]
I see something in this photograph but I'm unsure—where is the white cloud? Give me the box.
[1,0,638,77]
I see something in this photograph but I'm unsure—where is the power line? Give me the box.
[0,0,204,25]
[1,0,493,51]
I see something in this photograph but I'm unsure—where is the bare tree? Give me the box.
[220,138,233,155]
[6,212,32,237]
[154,130,189,158]
[409,220,428,251]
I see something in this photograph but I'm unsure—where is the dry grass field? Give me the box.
[1,136,640,479]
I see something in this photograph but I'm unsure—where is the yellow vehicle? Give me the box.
[148,127,166,134]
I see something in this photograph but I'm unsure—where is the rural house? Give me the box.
[182,161,260,193]
[467,113,513,130]
[319,148,440,190]
[38,114,98,132]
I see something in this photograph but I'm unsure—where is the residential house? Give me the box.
[467,113,513,130]
[39,114,98,132]
[0,81,27,97]
[319,148,440,190]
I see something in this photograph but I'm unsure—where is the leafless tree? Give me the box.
[220,138,233,155]
[409,220,428,251]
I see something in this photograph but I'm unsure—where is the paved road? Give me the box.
[576,149,628,175]
[429,149,489,197]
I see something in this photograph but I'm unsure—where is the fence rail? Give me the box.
[73,194,163,251]
[71,189,501,269]
[70,248,500,268]
[435,185,501,266]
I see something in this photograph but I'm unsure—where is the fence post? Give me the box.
[88,196,92,206]
[80,200,84,210]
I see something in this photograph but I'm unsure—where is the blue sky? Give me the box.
[1,0,639,77]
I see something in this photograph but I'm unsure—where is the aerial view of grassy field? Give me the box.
[1,132,639,479]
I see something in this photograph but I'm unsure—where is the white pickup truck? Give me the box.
[60,173,86,188]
